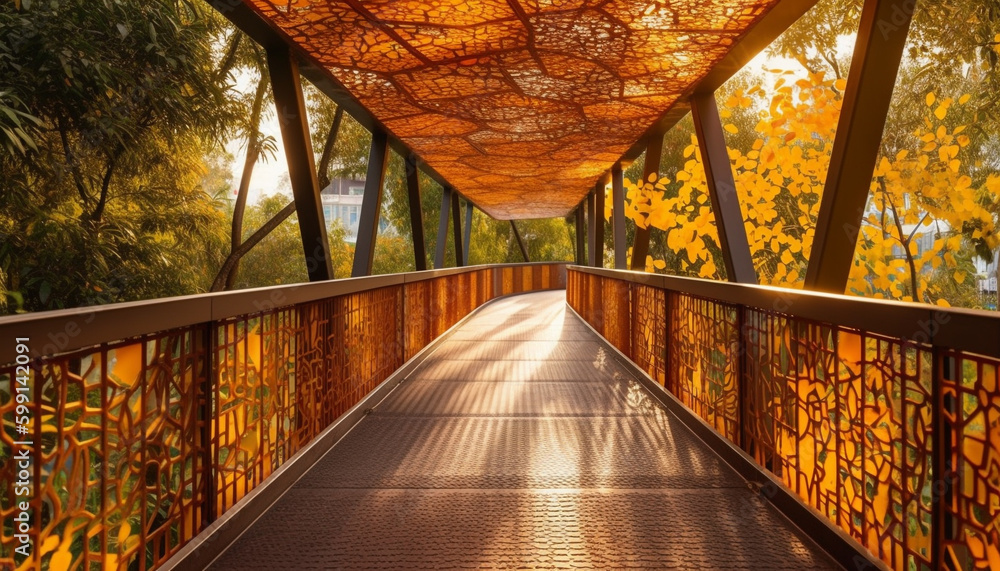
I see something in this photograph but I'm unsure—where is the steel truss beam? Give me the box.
[691,93,757,284]
[435,186,453,269]
[511,220,529,262]
[594,176,607,268]
[611,163,627,270]
[463,201,473,266]
[352,129,389,277]
[452,192,464,267]
[406,154,427,271]
[804,0,915,293]
[629,132,665,271]
[587,191,598,267]
[266,45,332,282]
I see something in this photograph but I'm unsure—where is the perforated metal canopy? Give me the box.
[244,0,791,219]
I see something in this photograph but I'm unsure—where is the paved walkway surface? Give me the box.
[210,291,838,570]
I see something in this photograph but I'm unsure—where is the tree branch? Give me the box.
[214,32,242,84]
[90,142,125,222]
[226,76,269,289]
[886,193,921,301]
[317,105,343,190]
[906,213,932,244]
[56,115,91,206]
[211,200,296,291]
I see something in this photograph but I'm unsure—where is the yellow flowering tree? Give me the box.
[621,68,1000,307]
[849,94,1000,304]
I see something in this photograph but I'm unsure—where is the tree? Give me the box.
[0,0,236,313]
[615,0,1000,309]
[622,66,1000,307]
[231,192,353,288]
[849,93,1000,304]
[210,75,352,290]
[211,34,276,291]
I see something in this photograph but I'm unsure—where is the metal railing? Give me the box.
[0,263,567,571]
[567,266,1000,571]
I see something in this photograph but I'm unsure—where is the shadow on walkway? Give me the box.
[210,290,838,570]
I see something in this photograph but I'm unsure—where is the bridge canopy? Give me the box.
[239,0,803,218]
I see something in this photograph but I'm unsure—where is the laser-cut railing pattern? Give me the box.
[0,263,565,571]
[0,327,211,571]
[568,267,1000,571]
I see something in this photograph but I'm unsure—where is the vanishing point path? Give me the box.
[210,291,838,570]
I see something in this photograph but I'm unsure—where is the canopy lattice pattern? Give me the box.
[245,0,781,218]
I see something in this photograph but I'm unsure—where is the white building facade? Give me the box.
[321,177,365,243]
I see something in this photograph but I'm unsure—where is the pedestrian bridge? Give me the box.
[5,0,1000,568]
[4,263,1000,571]
[208,290,834,570]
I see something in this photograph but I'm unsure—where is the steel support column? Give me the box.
[611,163,627,270]
[804,0,915,292]
[266,46,332,282]
[435,186,453,269]
[629,133,665,271]
[692,92,757,283]
[405,155,427,271]
[351,129,389,277]
[511,220,529,262]
[463,201,473,266]
[575,202,587,266]
[594,177,606,268]
[587,191,598,266]
[452,193,464,267]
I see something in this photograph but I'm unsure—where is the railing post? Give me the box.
[626,282,639,363]
[736,305,749,451]
[202,322,217,524]
[664,290,674,395]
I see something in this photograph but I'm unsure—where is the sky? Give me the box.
[224,68,293,205]
[224,110,291,204]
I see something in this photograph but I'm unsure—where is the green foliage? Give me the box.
[232,193,354,287]
[0,0,236,313]
[0,90,39,154]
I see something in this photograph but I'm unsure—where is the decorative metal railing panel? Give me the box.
[942,349,1000,569]
[0,327,210,571]
[630,284,666,386]
[0,263,566,571]
[670,294,740,441]
[568,266,1000,571]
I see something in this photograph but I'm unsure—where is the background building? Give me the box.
[321,177,365,243]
